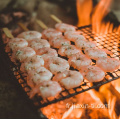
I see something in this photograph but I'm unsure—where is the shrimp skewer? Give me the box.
[53,70,83,89]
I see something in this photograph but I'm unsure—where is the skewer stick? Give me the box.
[50,14,62,23]
[17,22,29,31]
[36,19,48,29]
[2,28,14,39]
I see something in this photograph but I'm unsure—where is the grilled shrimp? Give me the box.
[20,55,44,73]
[42,28,62,40]
[55,23,76,32]
[58,45,81,58]
[12,47,36,62]
[68,53,92,70]
[64,31,85,41]
[7,38,28,51]
[96,57,120,72]
[17,31,42,42]
[29,39,50,51]
[44,56,70,74]
[49,36,70,48]
[27,67,53,87]
[36,47,58,60]
[79,65,105,82]
[29,81,62,98]
[75,39,96,49]
[84,48,107,60]
[53,70,83,89]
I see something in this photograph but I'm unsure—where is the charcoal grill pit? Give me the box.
[0,25,120,109]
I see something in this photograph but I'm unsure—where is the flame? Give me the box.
[76,0,120,34]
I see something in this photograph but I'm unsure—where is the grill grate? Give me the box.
[0,25,120,108]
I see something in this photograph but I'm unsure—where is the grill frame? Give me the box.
[0,25,120,109]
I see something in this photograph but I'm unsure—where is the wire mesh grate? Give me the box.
[0,25,120,108]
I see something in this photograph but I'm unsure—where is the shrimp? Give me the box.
[27,67,53,87]
[20,55,44,73]
[96,57,120,72]
[42,28,62,40]
[75,39,96,49]
[53,70,83,89]
[17,31,42,42]
[68,53,92,70]
[7,38,28,51]
[12,47,36,62]
[58,45,81,58]
[29,81,62,98]
[79,65,105,82]
[49,36,70,48]
[64,31,85,42]
[36,47,58,60]
[44,56,70,74]
[84,48,107,60]
[29,39,50,51]
[55,23,76,32]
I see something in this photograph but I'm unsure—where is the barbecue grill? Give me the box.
[1,24,120,110]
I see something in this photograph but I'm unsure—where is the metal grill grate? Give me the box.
[0,25,120,108]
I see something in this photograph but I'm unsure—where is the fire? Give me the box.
[76,0,120,34]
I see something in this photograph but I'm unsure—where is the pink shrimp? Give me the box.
[42,28,62,40]
[7,38,28,51]
[29,81,62,98]
[20,55,44,73]
[27,67,53,87]
[12,47,36,62]
[29,38,50,51]
[68,53,92,70]
[79,65,105,82]
[36,47,58,60]
[84,48,108,60]
[44,56,70,74]
[58,45,82,58]
[96,57,120,72]
[53,70,83,89]
[17,31,42,42]
[64,31,85,41]
[55,23,76,32]
[75,39,96,49]
[49,36,70,48]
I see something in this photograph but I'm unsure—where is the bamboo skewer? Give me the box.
[17,22,29,31]
[50,14,62,23]
[2,28,14,39]
[36,19,48,29]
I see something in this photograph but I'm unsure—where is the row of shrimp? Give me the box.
[5,30,83,99]
[4,22,120,99]
[42,22,120,83]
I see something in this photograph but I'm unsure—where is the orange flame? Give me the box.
[76,0,120,34]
